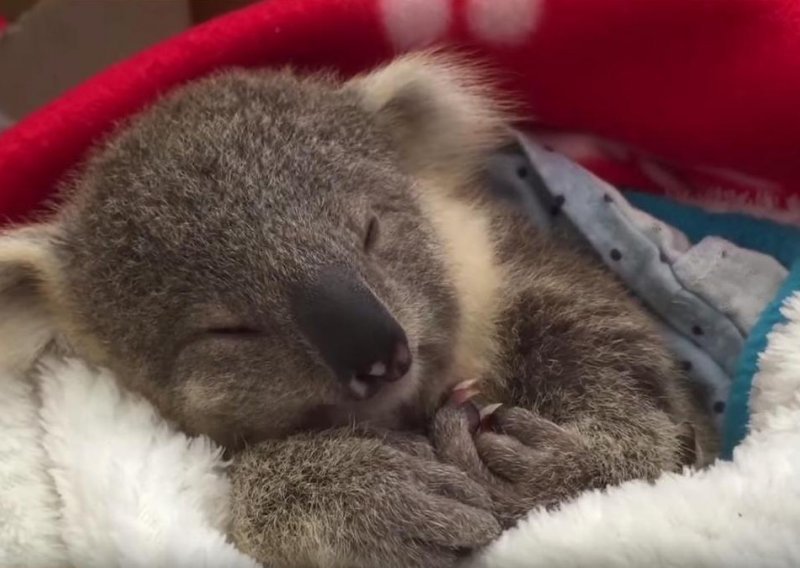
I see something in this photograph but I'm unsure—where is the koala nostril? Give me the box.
[387,341,411,382]
[367,361,387,376]
[355,341,412,385]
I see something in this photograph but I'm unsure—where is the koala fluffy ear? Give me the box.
[0,223,67,372]
[0,224,63,289]
[350,51,514,178]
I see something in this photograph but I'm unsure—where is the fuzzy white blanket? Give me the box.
[2,294,800,567]
[0,300,258,567]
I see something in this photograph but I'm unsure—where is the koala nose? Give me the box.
[291,268,412,400]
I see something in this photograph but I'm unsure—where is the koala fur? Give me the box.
[0,52,717,567]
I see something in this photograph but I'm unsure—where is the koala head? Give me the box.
[0,53,509,447]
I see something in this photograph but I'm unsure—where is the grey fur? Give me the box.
[56,66,460,447]
[1,54,717,567]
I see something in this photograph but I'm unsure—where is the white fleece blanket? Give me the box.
[0,301,258,567]
[2,295,800,567]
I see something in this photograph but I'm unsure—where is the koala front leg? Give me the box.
[432,272,706,526]
[229,428,502,568]
[432,401,692,526]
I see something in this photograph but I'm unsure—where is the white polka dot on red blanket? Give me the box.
[468,0,543,46]
[381,0,451,51]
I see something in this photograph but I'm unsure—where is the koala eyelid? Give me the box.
[364,216,379,253]
[203,326,266,339]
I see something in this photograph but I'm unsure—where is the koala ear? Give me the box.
[0,223,67,372]
[350,51,514,178]
[0,224,63,290]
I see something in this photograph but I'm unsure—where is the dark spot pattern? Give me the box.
[550,195,565,216]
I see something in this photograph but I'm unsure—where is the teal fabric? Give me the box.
[623,190,800,458]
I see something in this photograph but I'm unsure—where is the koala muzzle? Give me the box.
[291,268,412,400]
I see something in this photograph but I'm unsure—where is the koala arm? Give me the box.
[433,238,713,524]
[228,428,501,568]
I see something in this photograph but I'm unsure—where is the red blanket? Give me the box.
[1,0,799,225]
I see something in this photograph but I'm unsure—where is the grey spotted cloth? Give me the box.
[484,133,788,429]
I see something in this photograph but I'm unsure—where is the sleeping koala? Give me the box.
[0,53,717,567]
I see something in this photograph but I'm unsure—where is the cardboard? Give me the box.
[0,0,193,123]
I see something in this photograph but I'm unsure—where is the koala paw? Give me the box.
[230,431,502,568]
[432,404,593,526]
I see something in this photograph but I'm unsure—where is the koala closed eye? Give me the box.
[204,326,265,339]
[178,305,268,344]
[363,216,380,253]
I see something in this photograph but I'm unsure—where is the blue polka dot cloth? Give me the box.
[485,132,800,456]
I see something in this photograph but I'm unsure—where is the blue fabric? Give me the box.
[491,145,800,457]
[494,140,749,431]
[623,190,800,458]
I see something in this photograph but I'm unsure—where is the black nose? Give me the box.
[291,267,412,400]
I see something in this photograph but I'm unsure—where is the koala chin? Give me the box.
[0,52,718,568]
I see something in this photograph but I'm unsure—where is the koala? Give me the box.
[0,53,717,568]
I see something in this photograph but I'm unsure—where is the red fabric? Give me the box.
[1,0,799,224]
